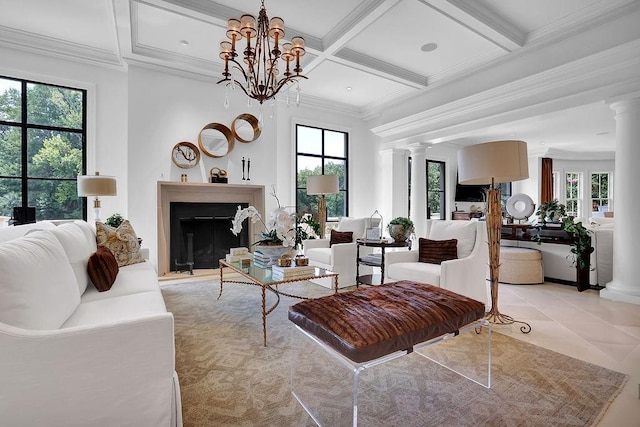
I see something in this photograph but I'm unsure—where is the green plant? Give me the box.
[561,217,594,270]
[535,199,567,224]
[388,217,415,236]
[105,213,124,228]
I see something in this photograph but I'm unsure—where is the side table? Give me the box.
[356,239,411,287]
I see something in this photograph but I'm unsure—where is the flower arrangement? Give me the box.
[230,187,298,247]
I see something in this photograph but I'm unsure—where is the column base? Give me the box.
[600,283,640,305]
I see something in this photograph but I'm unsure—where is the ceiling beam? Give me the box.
[420,0,525,51]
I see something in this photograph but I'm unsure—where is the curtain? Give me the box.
[541,157,553,203]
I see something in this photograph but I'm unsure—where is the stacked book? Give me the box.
[225,247,252,264]
[360,253,382,266]
[271,265,316,281]
[252,250,273,268]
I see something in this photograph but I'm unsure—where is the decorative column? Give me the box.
[409,144,428,238]
[601,94,640,305]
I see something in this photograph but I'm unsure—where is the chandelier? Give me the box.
[218,0,307,104]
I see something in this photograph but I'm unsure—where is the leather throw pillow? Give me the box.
[418,238,458,265]
[87,246,119,292]
[95,220,144,267]
[330,230,353,246]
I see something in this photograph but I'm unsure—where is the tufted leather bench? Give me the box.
[288,280,486,363]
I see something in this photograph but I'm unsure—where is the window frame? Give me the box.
[0,75,87,220]
[426,159,446,219]
[565,171,582,217]
[591,171,612,212]
[295,123,349,220]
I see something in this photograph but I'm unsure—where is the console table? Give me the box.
[355,239,410,286]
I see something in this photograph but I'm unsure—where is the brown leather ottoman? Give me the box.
[288,280,486,363]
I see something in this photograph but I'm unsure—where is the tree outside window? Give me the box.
[591,172,611,212]
[565,172,581,216]
[0,77,86,220]
[426,160,445,219]
[296,125,348,220]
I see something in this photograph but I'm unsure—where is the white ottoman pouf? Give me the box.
[498,247,544,284]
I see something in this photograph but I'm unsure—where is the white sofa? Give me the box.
[303,217,379,288]
[0,221,182,426]
[384,220,489,305]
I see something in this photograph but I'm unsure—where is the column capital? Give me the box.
[408,142,432,156]
[607,90,640,113]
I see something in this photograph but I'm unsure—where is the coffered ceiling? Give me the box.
[1,0,639,154]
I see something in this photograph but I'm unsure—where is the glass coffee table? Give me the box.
[218,259,339,346]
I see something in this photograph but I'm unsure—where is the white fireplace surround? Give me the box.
[157,182,265,276]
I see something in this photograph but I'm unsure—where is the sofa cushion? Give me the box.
[428,221,477,259]
[62,291,168,328]
[419,238,458,264]
[96,220,144,267]
[87,246,120,292]
[387,261,441,286]
[0,221,56,243]
[81,262,160,303]
[330,229,353,246]
[50,222,94,294]
[73,220,98,253]
[0,230,80,329]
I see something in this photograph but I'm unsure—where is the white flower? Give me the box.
[230,205,262,235]
[229,200,298,247]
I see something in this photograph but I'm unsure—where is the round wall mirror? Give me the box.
[198,123,234,158]
[232,113,261,143]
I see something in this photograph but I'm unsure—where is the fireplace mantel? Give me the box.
[157,181,265,276]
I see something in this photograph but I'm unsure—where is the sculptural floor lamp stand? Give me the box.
[458,140,531,334]
[307,175,339,239]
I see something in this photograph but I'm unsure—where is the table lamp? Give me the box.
[457,140,531,333]
[77,172,117,221]
[307,175,339,239]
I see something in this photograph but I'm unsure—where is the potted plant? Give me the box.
[532,200,593,291]
[105,213,124,228]
[387,217,414,242]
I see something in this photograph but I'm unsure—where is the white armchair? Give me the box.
[303,217,379,288]
[385,220,489,305]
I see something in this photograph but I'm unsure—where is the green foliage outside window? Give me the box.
[0,79,84,219]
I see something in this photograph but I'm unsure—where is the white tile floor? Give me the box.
[496,282,640,427]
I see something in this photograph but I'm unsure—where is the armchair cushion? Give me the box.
[418,238,458,264]
[336,217,367,237]
[429,220,476,259]
[330,230,353,246]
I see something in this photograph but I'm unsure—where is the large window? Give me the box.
[565,172,581,216]
[426,160,446,219]
[591,172,611,212]
[296,124,348,219]
[0,76,86,220]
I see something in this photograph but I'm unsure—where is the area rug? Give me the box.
[161,280,628,427]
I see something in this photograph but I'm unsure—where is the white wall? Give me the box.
[0,45,128,221]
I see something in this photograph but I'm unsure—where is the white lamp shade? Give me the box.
[457,140,529,185]
[307,175,339,195]
[77,174,117,197]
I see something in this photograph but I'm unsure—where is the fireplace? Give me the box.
[157,182,265,276]
[169,202,249,271]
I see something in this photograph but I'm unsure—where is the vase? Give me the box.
[254,245,294,266]
[576,253,590,292]
[388,224,410,242]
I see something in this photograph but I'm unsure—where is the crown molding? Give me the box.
[0,25,123,69]
[533,147,615,161]
[370,38,640,140]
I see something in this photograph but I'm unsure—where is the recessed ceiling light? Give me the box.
[179,40,189,47]
[420,43,438,52]
[346,86,352,91]
[540,141,546,145]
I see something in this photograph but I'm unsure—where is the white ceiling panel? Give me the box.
[210,0,364,39]
[476,0,602,34]
[303,60,416,108]
[135,3,225,61]
[0,0,116,52]
[343,0,503,78]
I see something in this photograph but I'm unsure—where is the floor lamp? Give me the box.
[77,172,117,222]
[306,175,339,239]
[457,140,532,333]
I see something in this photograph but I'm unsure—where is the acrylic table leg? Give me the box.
[262,286,267,347]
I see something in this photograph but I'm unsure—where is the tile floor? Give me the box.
[163,274,640,426]
[496,282,640,427]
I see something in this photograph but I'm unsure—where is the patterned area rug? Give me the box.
[161,280,628,427]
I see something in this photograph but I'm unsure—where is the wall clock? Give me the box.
[171,141,200,169]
